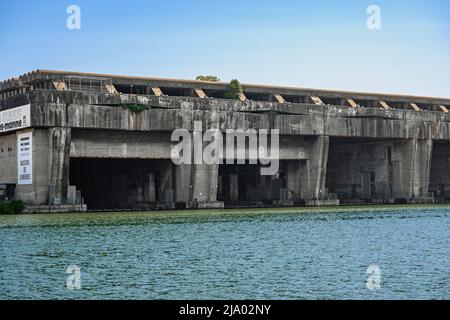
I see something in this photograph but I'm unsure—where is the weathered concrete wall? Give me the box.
[70,130,172,159]
[0,129,51,205]
[1,90,449,208]
[328,137,434,203]
[0,132,18,184]
[26,92,450,141]
[327,141,392,202]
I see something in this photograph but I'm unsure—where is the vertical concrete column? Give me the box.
[192,163,219,203]
[392,138,433,200]
[158,162,174,205]
[229,175,239,202]
[145,173,156,203]
[48,128,71,205]
[306,136,329,200]
[174,164,192,203]
[189,121,220,205]
[286,161,301,200]
[412,139,433,198]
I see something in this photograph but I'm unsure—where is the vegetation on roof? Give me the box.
[224,79,243,100]
[123,104,149,113]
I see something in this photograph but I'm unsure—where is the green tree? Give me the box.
[196,75,220,82]
[224,79,243,100]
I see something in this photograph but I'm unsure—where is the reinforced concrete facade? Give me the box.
[1,70,450,211]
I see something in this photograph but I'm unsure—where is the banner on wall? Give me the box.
[0,104,31,133]
[17,131,33,185]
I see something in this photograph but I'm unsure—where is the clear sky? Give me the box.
[0,0,449,97]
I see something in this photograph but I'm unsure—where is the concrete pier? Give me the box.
[1,70,449,211]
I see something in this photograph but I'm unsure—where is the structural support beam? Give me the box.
[239,92,247,102]
[194,88,207,99]
[306,136,329,200]
[286,161,302,200]
[346,99,358,108]
[439,105,449,113]
[410,103,421,111]
[391,138,433,200]
[310,96,325,105]
[48,128,71,205]
[105,84,118,94]
[152,87,164,97]
[158,162,174,206]
[52,81,68,91]
[192,163,219,203]
[274,94,286,104]
[174,164,192,203]
[379,101,391,110]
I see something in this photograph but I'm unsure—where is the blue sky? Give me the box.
[0,0,449,97]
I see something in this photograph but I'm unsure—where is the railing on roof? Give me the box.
[64,75,113,93]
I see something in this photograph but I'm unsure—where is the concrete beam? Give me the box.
[379,101,391,110]
[174,164,192,203]
[52,81,68,91]
[410,103,421,111]
[194,89,207,99]
[105,84,118,94]
[310,96,325,106]
[152,87,164,97]
[346,99,358,108]
[274,94,286,104]
[439,105,449,113]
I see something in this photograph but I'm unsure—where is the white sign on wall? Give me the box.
[17,132,33,185]
[0,104,31,133]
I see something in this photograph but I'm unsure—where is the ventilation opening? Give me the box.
[114,84,148,95]
[244,92,274,102]
[159,87,197,97]
[354,99,378,108]
[283,95,308,104]
[203,89,227,99]
[320,97,344,106]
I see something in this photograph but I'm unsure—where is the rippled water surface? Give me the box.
[0,205,449,300]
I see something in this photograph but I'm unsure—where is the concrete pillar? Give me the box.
[306,136,329,200]
[286,161,301,200]
[412,139,433,198]
[158,162,173,205]
[392,138,433,200]
[174,164,191,203]
[192,163,219,202]
[229,174,239,202]
[145,173,156,203]
[48,128,71,205]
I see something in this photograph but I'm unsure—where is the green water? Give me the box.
[0,205,449,300]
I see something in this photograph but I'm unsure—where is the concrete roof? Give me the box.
[1,69,450,105]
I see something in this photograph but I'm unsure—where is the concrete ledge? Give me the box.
[305,199,340,207]
[25,204,88,214]
[195,202,225,209]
